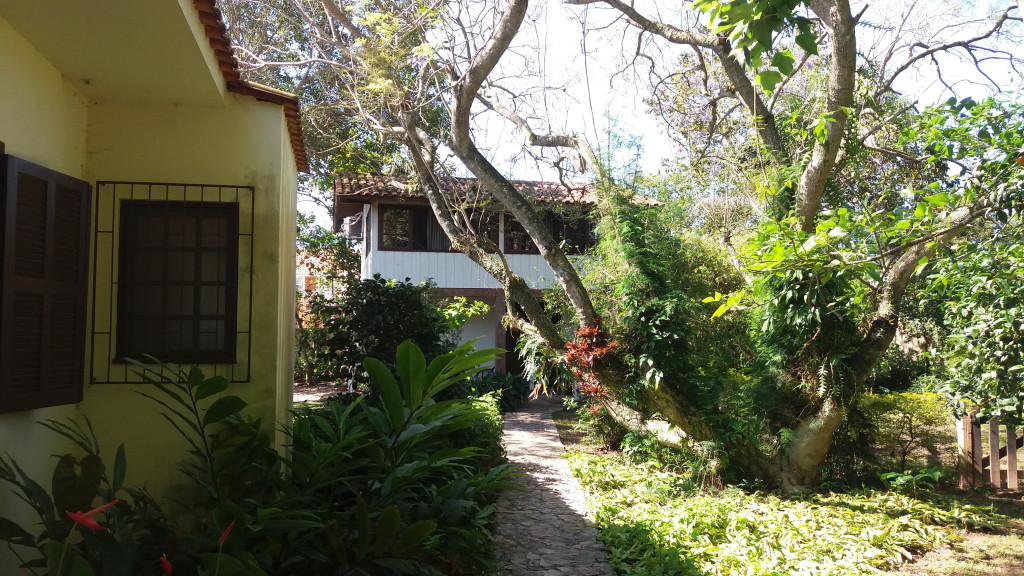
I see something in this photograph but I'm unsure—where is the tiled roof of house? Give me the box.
[333,172,660,206]
[192,0,308,172]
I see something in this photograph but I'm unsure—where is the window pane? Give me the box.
[382,208,410,249]
[117,201,237,362]
[504,217,537,253]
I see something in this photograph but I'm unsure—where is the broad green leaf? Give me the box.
[0,516,35,546]
[756,70,783,93]
[365,357,404,428]
[112,444,127,491]
[375,505,401,551]
[771,49,795,75]
[194,375,230,401]
[202,395,248,427]
[796,32,818,54]
[914,256,930,276]
[702,291,723,303]
[396,340,427,407]
[394,520,437,555]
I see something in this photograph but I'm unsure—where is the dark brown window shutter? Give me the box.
[0,155,91,413]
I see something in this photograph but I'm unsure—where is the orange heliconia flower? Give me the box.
[65,499,119,532]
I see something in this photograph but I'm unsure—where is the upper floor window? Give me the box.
[379,204,498,252]
[503,211,595,255]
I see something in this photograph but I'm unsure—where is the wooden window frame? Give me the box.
[503,210,596,255]
[378,204,499,253]
[502,215,540,254]
[0,154,91,413]
[116,200,239,364]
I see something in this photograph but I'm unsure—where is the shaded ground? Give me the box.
[892,491,1024,576]
[292,381,346,403]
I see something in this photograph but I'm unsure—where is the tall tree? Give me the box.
[568,0,1022,488]
[224,0,1023,488]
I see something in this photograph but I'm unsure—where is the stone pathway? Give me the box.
[494,395,614,575]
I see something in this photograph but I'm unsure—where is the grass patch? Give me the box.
[566,451,1010,576]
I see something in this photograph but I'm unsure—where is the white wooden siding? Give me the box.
[368,250,558,289]
[361,201,561,289]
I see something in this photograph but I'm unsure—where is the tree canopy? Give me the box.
[224,0,1024,489]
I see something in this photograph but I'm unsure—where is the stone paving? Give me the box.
[494,395,614,576]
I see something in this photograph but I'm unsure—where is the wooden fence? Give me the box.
[957,412,1023,489]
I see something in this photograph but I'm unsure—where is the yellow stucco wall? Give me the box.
[0,14,88,176]
[0,13,297,567]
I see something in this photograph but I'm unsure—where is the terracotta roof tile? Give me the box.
[191,0,308,172]
[333,172,659,206]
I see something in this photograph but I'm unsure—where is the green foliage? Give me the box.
[930,224,1024,424]
[0,418,170,576]
[296,211,359,282]
[568,451,1003,576]
[0,342,511,576]
[318,275,458,387]
[573,402,628,449]
[879,468,942,496]
[861,392,952,472]
[514,325,575,396]
[585,192,750,411]
[692,0,816,91]
[439,296,490,332]
[442,370,530,414]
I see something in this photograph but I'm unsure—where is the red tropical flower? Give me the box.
[65,499,119,531]
[217,521,235,545]
[159,554,173,575]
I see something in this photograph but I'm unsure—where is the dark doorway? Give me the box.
[504,327,526,377]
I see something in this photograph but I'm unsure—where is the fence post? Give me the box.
[989,420,1002,487]
[957,414,972,488]
[971,414,984,487]
[1009,425,1020,491]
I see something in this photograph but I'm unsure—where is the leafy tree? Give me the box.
[929,214,1024,425]
[224,0,1024,488]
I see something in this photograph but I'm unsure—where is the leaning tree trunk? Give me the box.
[768,203,985,489]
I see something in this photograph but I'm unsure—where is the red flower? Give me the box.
[65,499,119,532]
[217,521,235,545]
[159,554,173,575]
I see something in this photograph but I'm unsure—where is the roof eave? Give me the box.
[191,0,309,173]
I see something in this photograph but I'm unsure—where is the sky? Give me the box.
[300,0,1023,224]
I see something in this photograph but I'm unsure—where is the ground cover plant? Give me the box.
[566,450,1008,576]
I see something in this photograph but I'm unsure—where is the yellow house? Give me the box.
[0,0,302,556]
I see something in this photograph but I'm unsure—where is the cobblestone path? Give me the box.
[494,395,614,575]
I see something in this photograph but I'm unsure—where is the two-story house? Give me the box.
[332,172,652,373]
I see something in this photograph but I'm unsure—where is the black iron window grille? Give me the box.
[90,183,254,383]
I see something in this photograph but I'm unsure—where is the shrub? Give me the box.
[0,342,513,576]
[861,391,954,471]
[310,275,458,387]
[446,371,531,413]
